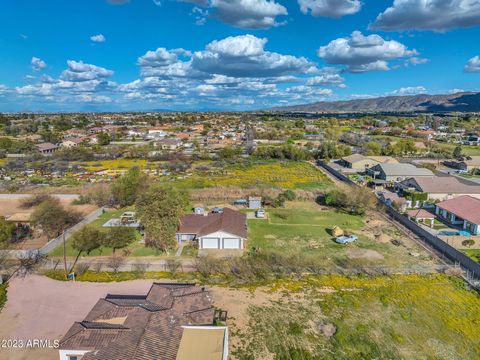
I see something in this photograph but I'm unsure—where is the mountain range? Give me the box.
[271,92,480,113]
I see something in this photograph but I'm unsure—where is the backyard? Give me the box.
[49,207,195,258]
[247,201,436,272]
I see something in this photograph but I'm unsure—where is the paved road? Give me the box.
[0,193,80,200]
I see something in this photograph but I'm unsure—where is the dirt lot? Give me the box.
[0,275,260,360]
[0,194,96,218]
[0,194,97,250]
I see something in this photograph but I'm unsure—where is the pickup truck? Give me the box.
[335,235,358,244]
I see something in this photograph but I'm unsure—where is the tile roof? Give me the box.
[59,283,216,360]
[177,208,247,238]
[436,195,480,225]
[405,176,480,194]
[35,142,58,151]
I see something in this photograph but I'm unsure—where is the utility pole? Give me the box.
[63,229,67,279]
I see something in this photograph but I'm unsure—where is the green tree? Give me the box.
[453,146,463,158]
[97,132,111,146]
[30,198,80,239]
[218,146,241,160]
[104,226,136,254]
[110,167,148,207]
[70,225,106,271]
[0,218,15,244]
[365,141,381,156]
[136,185,189,253]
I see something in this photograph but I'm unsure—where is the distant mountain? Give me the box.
[271,92,480,113]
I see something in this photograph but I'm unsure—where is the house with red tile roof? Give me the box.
[58,283,228,360]
[176,208,247,250]
[435,195,480,235]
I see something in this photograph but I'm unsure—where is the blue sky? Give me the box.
[0,0,479,111]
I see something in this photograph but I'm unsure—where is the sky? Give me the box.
[0,0,479,112]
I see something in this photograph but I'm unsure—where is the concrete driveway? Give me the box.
[0,275,158,360]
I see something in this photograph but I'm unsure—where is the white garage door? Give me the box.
[223,238,241,249]
[201,238,219,249]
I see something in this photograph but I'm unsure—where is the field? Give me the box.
[227,274,480,360]
[173,161,332,190]
[76,159,151,172]
[247,202,435,272]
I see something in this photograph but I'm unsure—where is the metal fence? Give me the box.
[316,160,355,185]
[316,160,480,281]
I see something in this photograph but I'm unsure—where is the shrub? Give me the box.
[107,256,125,273]
[165,259,182,276]
[20,194,53,208]
[75,263,91,276]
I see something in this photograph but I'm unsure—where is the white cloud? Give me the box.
[90,34,106,43]
[465,56,480,73]
[60,60,114,81]
[178,0,287,29]
[210,0,287,28]
[372,0,480,32]
[31,57,47,71]
[192,34,317,77]
[318,31,417,73]
[298,0,361,18]
[449,88,465,94]
[306,71,345,86]
[408,57,429,65]
[74,94,112,103]
[391,86,426,95]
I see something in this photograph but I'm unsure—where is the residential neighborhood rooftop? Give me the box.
[59,283,217,360]
[436,195,480,225]
[178,208,247,239]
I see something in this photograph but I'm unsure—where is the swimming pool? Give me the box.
[438,230,472,236]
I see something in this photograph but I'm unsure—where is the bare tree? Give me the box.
[107,256,125,273]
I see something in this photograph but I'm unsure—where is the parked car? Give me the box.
[335,235,358,244]
[255,209,266,218]
[211,207,224,214]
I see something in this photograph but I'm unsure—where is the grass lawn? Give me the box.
[171,161,332,190]
[462,249,480,263]
[232,274,480,360]
[433,218,450,229]
[247,202,433,271]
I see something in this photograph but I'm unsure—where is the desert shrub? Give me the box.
[461,239,475,248]
[165,259,182,276]
[194,256,228,278]
[92,262,103,273]
[20,194,53,208]
[107,256,125,273]
[132,263,150,275]
[75,263,91,276]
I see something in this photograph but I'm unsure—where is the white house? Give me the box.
[176,208,247,250]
